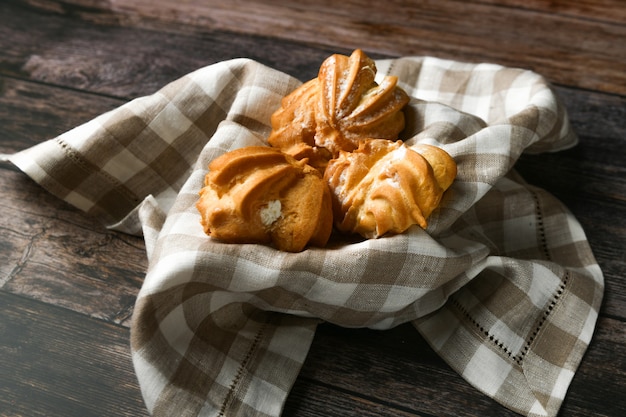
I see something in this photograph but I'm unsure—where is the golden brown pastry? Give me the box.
[268,49,409,171]
[196,146,333,252]
[410,143,458,191]
[197,50,456,251]
[324,139,456,239]
[315,49,410,155]
[267,79,332,172]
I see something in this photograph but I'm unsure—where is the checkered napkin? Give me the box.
[9,56,604,417]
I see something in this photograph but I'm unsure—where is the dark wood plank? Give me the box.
[554,87,626,142]
[11,0,626,95]
[562,316,626,415]
[285,378,428,417]
[298,324,519,417]
[1,2,624,417]
[0,291,148,417]
[0,1,339,99]
[0,76,123,154]
[472,0,626,25]
[293,317,626,417]
[0,168,147,326]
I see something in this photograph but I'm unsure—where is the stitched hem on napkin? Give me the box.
[9,55,603,417]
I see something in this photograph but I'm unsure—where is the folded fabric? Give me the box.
[10,55,604,417]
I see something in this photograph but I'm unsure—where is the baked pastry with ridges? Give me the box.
[315,49,410,155]
[196,146,333,252]
[268,49,409,171]
[267,79,332,172]
[324,139,456,239]
[410,143,457,190]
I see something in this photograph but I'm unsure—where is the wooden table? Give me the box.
[1,1,625,416]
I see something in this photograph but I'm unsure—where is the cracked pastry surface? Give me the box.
[268,49,409,172]
[197,50,456,251]
[267,78,332,172]
[315,49,410,155]
[324,139,456,239]
[196,146,333,252]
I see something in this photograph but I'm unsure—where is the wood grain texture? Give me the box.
[0,76,123,153]
[293,317,626,416]
[1,0,625,416]
[295,324,521,417]
[0,168,147,326]
[0,1,340,99]
[0,292,148,417]
[12,0,626,95]
[474,0,626,25]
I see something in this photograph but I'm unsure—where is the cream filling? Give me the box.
[260,200,282,226]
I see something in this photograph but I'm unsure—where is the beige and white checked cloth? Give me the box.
[9,55,604,417]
